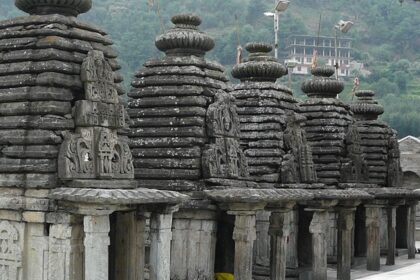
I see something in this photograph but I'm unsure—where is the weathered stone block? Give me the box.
[0,129,62,145]
[2,145,59,158]
[74,100,125,128]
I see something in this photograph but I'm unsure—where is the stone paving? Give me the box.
[325,247,420,279]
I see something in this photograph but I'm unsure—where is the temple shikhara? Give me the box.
[0,1,418,280]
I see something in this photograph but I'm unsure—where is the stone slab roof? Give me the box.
[204,188,314,203]
[50,187,189,205]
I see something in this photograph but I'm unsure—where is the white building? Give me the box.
[286,34,353,77]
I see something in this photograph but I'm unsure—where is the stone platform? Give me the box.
[328,253,420,280]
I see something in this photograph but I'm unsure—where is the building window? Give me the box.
[298,66,302,71]
[341,69,345,74]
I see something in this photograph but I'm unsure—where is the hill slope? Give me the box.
[0,0,419,136]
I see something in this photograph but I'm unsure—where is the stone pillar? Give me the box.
[84,215,111,280]
[407,201,418,259]
[269,209,291,280]
[254,210,271,272]
[308,209,328,280]
[149,207,175,280]
[229,210,257,280]
[48,223,84,280]
[287,208,299,270]
[337,207,355,280]
[365,205,381,271]
[385,205,397,266]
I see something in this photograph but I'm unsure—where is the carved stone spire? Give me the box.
[15,0,92,17]
[301,66,344,98]
[232,42,287,82]
[350,90,384,120]
[155,14,215,57]
[58,50,135,184]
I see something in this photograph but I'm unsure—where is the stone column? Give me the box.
[254,210,271,271]
[337,207,356,280]
[84,215,111,280]
[229,210,257,280]
[365,205,381,271]
[269,208,291,280]
[385,205,397,266]
[149,207,176,280]
[407,201,418,259]
[309,209,329,280]
[48,223,84,280]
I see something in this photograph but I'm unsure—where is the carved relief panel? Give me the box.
[203,91,249,179]
[387,135,402,188]
[81,50,118,104]
[282,113,317,183]
[59,128,134,180]
[74,101,125,128]
[340,124,369,183]
[0,221,23,280]
[58,50,135,181]
[206,91,240,138]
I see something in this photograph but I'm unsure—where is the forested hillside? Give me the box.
[1,0,419,137]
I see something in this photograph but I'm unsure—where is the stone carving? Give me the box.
[59,129,94,179]
[0,221,22,280]
[206,91,240,138]
[203,91,249,179]
[282,113,317,183]
[74,101,125,128]
[340,124,369,183]
[81,50,118,104]
[59,50,134,181]
[387,135,402,188]
[59,128,134,180]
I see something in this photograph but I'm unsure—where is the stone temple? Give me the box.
[0,1,418,280]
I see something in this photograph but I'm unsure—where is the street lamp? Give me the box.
[285,58,298,89]
[264,0,290,59]
[334,20,353,79]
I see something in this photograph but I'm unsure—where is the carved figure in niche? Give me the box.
[387,134,402,188]
[340,124,369,183]
[281,153,298,184]
[202,91,249,179]
[90,102,99,126]
[282,113,317,183]
[97,129,114,178]
[206,90,240,138]
[0,221,22,280]
[117,139,134,175]
[81,50,118,104]
[203,138,227,178]
[226,138,240,178]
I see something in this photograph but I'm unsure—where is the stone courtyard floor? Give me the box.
[325,242,420,280]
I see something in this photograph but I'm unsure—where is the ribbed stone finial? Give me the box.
[244,42,277,62]
[155,13,215,57]
[15,0,92,17]
[350,90,384,120]
[171,14,202,28]
[231,42,286,82]
[301,66,344,98]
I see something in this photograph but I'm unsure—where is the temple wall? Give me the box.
[399,136,420,238]
[171,209,218,280]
